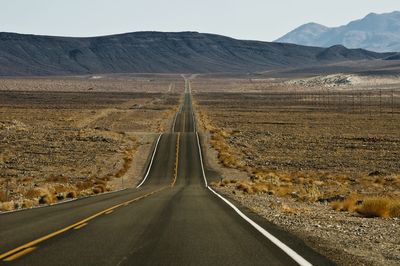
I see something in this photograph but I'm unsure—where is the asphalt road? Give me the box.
[0,79,333,265]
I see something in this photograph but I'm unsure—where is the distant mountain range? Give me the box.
[276,11,400,52]
[0,31,394,76]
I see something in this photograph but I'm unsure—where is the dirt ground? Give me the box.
[193,74,400,265]
[0,75,183,211]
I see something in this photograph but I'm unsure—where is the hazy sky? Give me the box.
[1,0,399,41]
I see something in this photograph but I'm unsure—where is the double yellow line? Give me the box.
[171,133,180,187]
[0,187,166,262]
[1,127,182,262]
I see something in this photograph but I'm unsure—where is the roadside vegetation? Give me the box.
[193,76,400,219]
[0,76,182,212]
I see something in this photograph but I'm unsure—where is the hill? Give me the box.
[276,11,400,52]
[0,31,391,76]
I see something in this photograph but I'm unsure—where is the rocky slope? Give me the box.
[276,11,400,52]
[0,31,391,76]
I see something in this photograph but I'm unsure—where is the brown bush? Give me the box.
[25,188,43,199]
[331,201,343,211]
[0,190,7,202]
[39,193,54,205]
[76,181,93,190]
[341,194,361,212]
[389,202,400,217]
[115,155,133,178]
[0,201,15,211]
[66,191,77,199]
[251,182,270,194]
[93,184,106,194]
[275,186,293,197]
[355,198,400,218]
[235,182,253,194]
[22,199,35,209]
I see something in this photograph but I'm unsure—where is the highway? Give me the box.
[0,78,333,265]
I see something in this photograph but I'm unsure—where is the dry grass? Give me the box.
[357,197,400,218]
[0,80,181,211]
[331,193,362,212]
[66,191,77,199]
[39,193,54,205]
[114,150,135,178]
[0,190,7,202]
[194,83,400,220]
[280,204,301,215]
[76,181,94,190]
[0,201,15,211]
[93,184,107,194]
[235,182,254,194]
[25,188,43,199]
[21,199,35,209]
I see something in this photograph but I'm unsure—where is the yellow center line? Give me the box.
[3,247,36,262]
[104,210,113,215]
[171,133,180,187]
[183,113,186,132]
[0,187,166,261]
[73,223,88,230]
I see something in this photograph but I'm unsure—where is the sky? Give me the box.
[1,0,399,41]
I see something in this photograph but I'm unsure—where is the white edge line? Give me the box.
[192,111,196,132]
[195,132,207,187]
[172,113,178,133]
[136,134,162,188]
[207,187,312,266]
[195,132,312,266]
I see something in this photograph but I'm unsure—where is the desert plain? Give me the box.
[0,72,399,265]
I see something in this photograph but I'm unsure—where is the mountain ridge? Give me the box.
[0,31,393,76]
[276,11,400,52]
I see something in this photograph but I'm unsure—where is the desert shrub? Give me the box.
[25,188,43,199]
[251,182,269,194]
[22,199,35,209]
[275,186,293,197]
[389,202,400,217]
[0,201,15,211]
[236,182,253,194]
[66,191,77,199]
[93,184,106,194]
[330,193,361,212]
[302,184,322,202]
[281,204,298,215]
[0,190,7,202]
[357,198,400,218]
[76,181,93,190]
[331,201,343,211]
[115,155,133,178]
[341,193,362,212]
[39,193,54,205]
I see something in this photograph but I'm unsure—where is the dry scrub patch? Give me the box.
[0,79,180,211]
[193,76,400,265]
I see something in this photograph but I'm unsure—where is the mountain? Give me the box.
[276,11,400,52]
[0,31,392,76]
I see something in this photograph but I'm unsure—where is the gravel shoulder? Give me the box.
[214,184,400,266]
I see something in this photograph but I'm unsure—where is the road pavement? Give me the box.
[0,79,333,265]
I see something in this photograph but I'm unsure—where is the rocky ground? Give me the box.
[0,76,182,211]
[215,184,400,266]
[193,75,400,265]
